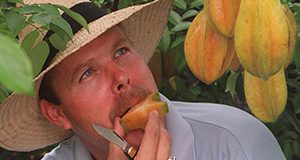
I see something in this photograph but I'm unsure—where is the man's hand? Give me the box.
[107,110,172,160]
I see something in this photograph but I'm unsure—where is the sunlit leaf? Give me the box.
[171,21,191,32]
[182,10,198,20]
[5,13,26,37]
[21,30,40,53]
[168,10,181,25]
[54,4,89,31]
[49,32,67,51]
[226,71,239,99]
[16,4,44,14]
[40,4,60,16]
[174,0,186,10]
[0,33,34,95]
[171,35,185,48]
[28,41,49,76]
[158,27,170,53]
[50,16,73,39]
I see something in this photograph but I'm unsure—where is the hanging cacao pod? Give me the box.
[204,0,240,37]
[234,0,289,80]
[282,5,297,68]
[244,69,287,123]
[184,11,234,84]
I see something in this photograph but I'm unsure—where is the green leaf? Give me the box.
[0,85,9,102]
[50,16,73,39]
[21,30,40,54]
[28,41,49,76]
[182,10,198,20]
[54,4,89,31]
[16,4,44,14]
[293,140,300,157]
[283,140,293,160]
[158,27,170,53]
[118,0,133,9]
[226,71,239,99]
[5,13,27,37]
[171,35,185,48]
[49,32,67,51]
[49,21,71,42]
[31,11,52,28]
[168,10,181,25]
[174,0,187,10]
[0,33,34,95]
[0,8,3,16]
[190,0,203,9]
[40,4,60,16]
[171,21,191,32]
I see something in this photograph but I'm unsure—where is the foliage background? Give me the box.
[0,0,300,159]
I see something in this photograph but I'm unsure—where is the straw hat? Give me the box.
[0,0,172,151]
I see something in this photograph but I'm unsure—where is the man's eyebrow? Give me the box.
[111,37,131,50]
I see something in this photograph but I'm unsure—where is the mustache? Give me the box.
[116,85,151,115]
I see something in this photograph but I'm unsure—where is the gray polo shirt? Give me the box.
[42,94,286,160]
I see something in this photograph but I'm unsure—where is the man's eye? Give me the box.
[115,47,128,58]
[80,69,93,81]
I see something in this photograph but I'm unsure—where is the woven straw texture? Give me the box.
[0,0,172,151]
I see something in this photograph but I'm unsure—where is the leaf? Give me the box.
[0,7,3,16]
[171,35,185,48]
[31,11,52,28]
[49,21,71,42]
[158,27,170,53]
[49,32,67,51]
[0,33,34,95]
[40,4,60,16]
[50,16,73,39]
[28,41,49,76]
[0,84,9,102]
[16,4,44,14]
[168,10,181,25]
[226,71,239,99]
[190,0,203,9]
[283,140,293,160]
[5,13,27,37]
[20,30,40,53]
[293,140,300,157]
[54,4,89,31]
[182,10,198,20]
[118,0,133,9]
[7,0,24,4]
[173,0,187,10]
[171,21,191,32]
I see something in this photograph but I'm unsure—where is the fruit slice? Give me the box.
[120,92,168,133]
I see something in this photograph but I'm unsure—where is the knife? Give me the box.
[92,123,138,159]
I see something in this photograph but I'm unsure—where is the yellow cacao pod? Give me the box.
[204,0,240,37]
[244,69,287,123]
[282,5,297,68]
[234,0,289,80]
[185,11,235,84]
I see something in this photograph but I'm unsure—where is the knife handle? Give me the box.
[124,145,138,160]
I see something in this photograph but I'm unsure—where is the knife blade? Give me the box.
[92,123,138,159]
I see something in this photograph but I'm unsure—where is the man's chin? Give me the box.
[124,129,144,148]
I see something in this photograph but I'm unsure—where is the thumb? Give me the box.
[107,117,127,160]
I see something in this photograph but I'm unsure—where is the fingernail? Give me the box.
[151,110,159,117]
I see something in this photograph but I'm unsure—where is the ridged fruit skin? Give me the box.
[282,5,297,68]
[229,50,242,72]
[244,69,287,123]
[120,92,168,133]
[184,11,235,84]
[234,0,289,80]
[204,0,239,37]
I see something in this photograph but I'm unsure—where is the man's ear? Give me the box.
[40,99,72,130]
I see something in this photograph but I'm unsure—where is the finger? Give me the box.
[156,123,172,160]
[107,117,127,160]
[135,110,161,160]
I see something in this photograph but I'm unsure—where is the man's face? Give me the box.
[48,26,157,147]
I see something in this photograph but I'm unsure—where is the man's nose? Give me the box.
[112,67,130,94]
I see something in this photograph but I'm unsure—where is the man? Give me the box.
[0,0,286,159]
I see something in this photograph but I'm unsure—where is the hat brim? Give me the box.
[0,0,171,151]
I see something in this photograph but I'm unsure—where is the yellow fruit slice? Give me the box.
[120,92,168,133]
